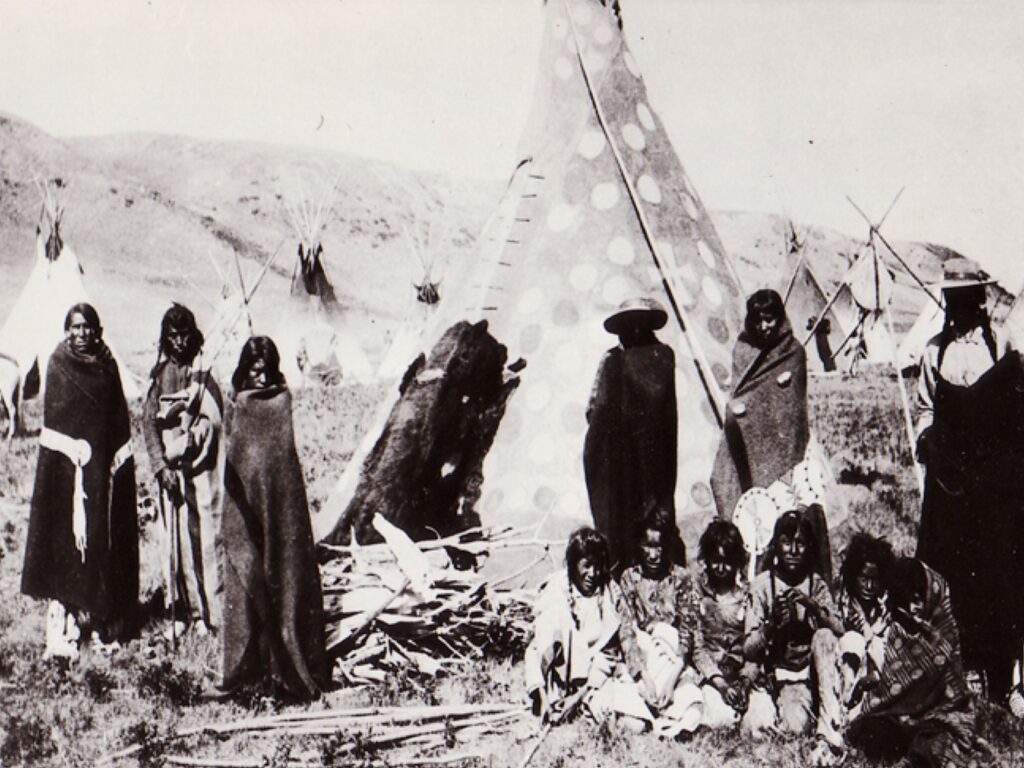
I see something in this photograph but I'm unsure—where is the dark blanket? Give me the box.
[850,564,974,768]
[711,323,808,519]
[21,341,138,627]
[221,385,327,700]
[584,341,677,574]
[916,350,1024,694]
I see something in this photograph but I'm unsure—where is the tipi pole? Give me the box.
[231,250,255,336]
[801,280,851,348]
[565,1,725,427]
[846,196,943,310]
[883,302,925,498]
[781,229,807,304]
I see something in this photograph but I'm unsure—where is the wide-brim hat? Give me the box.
[603,297,668,335]
[931,257,996,291]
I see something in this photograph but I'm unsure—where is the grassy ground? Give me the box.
[1,370,1023,767]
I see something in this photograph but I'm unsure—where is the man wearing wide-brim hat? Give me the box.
[914,256,1024,710]
[584,297,678,576]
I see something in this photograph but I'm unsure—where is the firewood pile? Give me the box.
[319,517,556,685]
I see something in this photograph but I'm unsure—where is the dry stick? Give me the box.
[231,249,254,336]
[329,575,411,651]
[884,302,925,498]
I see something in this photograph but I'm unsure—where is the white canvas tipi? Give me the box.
[0,192,139,435]
[316,0,749,545]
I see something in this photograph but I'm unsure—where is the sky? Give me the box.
[2,0,1022,290]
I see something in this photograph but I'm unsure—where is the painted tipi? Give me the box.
[317,0,748,544]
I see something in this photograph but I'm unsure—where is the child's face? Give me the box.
[854,561,884,604]
[905,592,926,621]
[777,528,810,579]
[639,528,667,578]
[705,547,738,587]
[572,556,600,597]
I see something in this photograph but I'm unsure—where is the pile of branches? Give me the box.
[319,520,553,685]
[100,703,528,767]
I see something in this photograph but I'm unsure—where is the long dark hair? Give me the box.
[699,519,748,571]
[637,502,686,568]
[767,509,817,579]
[565,527,609,593]
[64,302,101,332]
[150,303,205,377]
[231,336,285,393]
[840,532,895,598]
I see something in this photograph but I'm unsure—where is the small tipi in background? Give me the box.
[0,180,139,436]
[274,183,373,387]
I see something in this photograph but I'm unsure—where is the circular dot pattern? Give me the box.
[681,193,700,221]
[654,239,674,266]
[548,204,577,232]
[636,103,656,131]
[578,130,606,160]
[520,324,543,354]
[623,51,641,78]
[707,316,730,344]
[534,486,557,512]
[697,240,716,269]
[712,362,731,387]
[591,182,620,210]
[593,21,613,45]
[552,299,580,327]
[702,276,723,306]
[569,263,598,292]
[691,481,714,508]
[601,275,633,305]
[621,123,645,150]
[637,174,662,204]
[584,52,606,73]
[607,237,635,266]
[518,287,544,314]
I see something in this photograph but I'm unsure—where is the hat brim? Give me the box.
[604,308,668,335]
[933,278,997,290]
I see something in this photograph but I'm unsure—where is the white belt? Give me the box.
[40,427,91,561]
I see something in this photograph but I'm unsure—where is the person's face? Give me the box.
[944,288,985,330]
[777,528,809,579]
[853,561,883,605]
[166,324,192,362]
[753,310,781,344]
[905,591,926,622]
[572,556,600,597]
[243,356,270,390]
[640,528,667,578]
[706,547,738,588]
[66,312,99,355]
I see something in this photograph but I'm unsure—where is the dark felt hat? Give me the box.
[603,297,668,335]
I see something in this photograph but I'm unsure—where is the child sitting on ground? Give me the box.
[692,519,760,729]
[613,506,704,738]
[743,509,844,739]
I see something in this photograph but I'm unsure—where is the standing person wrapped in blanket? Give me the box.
[210,336,328,701]
[805,533,896,766]
[743,510,844,741]
[712,290,835,575]
[526,528,626,725]
[142,304,223,638]
[692,520,760,730]
[584,297,677,576]
[21,303,137,659]
[914,257,1024,706]
[613,506,704,738]
[846,558,979,767]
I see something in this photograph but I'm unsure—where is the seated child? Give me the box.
[744,509,844,738]
[692,519,759,729]
[525,527,622,724]
[807,533,896,766]
[847,558,978,768]
[613,506,704,738]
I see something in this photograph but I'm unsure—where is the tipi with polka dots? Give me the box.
[316,0,749,545]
